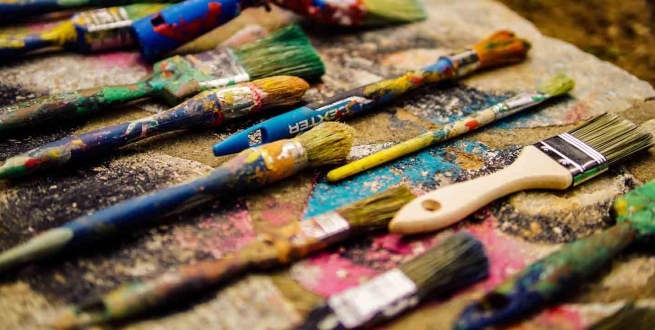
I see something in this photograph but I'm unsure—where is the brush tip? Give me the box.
[362,0,428,23]
[536,73,575,97]
[472,30,531,68]
[251,76,310,108]
[337,185,416,229]
[296,122,355,167]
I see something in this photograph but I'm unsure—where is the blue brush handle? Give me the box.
[212,58,456,156]
[0,0,62,17]
[0,33,57,60]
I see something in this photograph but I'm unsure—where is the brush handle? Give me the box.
[390,146,573,234]
[455,222,637,330]
[0,0,167,18]
[0,82,156,134]
[0,32,60,59]
[212,57,458,156]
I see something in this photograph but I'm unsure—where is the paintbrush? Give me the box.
[0,0,179,20]
[0,76,309,179]
[300,231,488,330]
[271,0,426,26]
[589,303,655,330]
[212,30,532,156]
[0,122,354,272]
[327,73,576,182]
[0,24,324,134]
[53,186,416,328]
[454,178,655,330]
[391,113,654,234]
[0,3,172,59]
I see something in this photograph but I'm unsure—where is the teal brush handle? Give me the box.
[0,81,156,134]
[455,222,637,330]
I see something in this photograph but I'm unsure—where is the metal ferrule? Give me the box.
[534,133,608,185]
[186,48,250,88]
[446,49,481,77]
[214,84,260,120]
[259,140,309,178]
[491,92,547,120]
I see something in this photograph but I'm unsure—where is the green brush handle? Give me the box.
[0,81,156,134]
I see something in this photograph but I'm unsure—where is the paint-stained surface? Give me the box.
[2,0,655,329]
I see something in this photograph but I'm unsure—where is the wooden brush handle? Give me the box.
[390,146,573,234]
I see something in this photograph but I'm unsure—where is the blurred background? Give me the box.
[500,0,655,87]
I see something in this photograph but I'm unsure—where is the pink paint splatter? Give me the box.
[291,252,379,297]
[259,197,298,226]
[88,51,149,71]
[563,100,591,123]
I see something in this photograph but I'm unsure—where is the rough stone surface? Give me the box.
[1,0,655,329]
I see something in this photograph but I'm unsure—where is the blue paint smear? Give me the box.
[303,140,492,219]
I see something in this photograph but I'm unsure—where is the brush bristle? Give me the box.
[568,113,654,166]
[337,186,415,229]
[363,0,427,23]
[251,76,310,108]
[590,303,655,330]
[536,73,575,97]
[232,25,325,82]
[399,232,489,295]
[471,30,531,69]
[295,122,355,167]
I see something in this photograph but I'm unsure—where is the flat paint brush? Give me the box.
[0,25,324,134]
[391,113,654,234]
[454,178,655,330]
[54,186,416,328]
[212,30,532,156]
[300,232,489,330]
[0,0,179,20]
[327,73,575,182]
[0,76,309,179]
[0,3,171,59]
[271,0,426,26]
[0,122,354,272]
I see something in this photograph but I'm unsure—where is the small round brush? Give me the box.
[54,186,416,328]
[0,122,354,272]
[301,232,489,330]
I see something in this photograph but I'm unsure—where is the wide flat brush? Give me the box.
[53,186,415,328]
[327,73,575,182]
[391,113,654,234]
[0,123,354,272]
[212,30,531,156]
[0,76,309,179]
[455,178,655,330]
[271,0,426,26]
[300,232,489,330]
[0,25,324,134]
[0,3,171,60]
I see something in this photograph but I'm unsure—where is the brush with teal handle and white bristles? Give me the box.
[327,73,576,182]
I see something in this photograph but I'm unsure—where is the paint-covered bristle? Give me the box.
[251,76,310,108]
[337,186,415,230]
[363,0,427,23]
[471,30,531,69]
[568,113,654,166]
[400,232,489,296]
[295,122,355,167]
[232,25,325,82]
[536,73,575,97]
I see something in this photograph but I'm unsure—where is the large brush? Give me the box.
[0,24,324,134]
[327,73,575,182]
[0,76,309,179]
[54,186,415,328]
[455,178,655,330]
[271,0,426,26]
[212,30,531,156]
[392,113,654,234]
[0,122,354,272]
[300,232,489,330]
[0,3,172,59]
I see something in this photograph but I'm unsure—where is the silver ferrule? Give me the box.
[291,211,351,245]
[185,48,250,88]
[491,92,547,120]
[215,85,259,120]
[534,133,608,185]
[276,140,308,165]
[447,49,481,77]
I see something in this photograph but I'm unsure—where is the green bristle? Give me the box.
[536,73,575,97]
[399,232,489,296]
[568,113,654,166]
[363,0,427,24]
[337,186,415,229]
[232,25,325,82]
